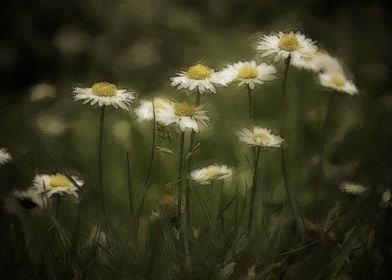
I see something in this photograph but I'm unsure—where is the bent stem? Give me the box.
[98,106,106,213]
[178,131,192,271]
[247,147,261,235]
[317,91,337,195]
[280,56,306,237]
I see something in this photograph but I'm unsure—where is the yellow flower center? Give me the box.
[253,131,272,143]
[330,74,346,88]
[92,82,117,97]
[48,174,72,189]
[174,102,196,116]
[238,66,258,79]
[186,64,212,80]
[278,33,300,51]
[205,167,219,179]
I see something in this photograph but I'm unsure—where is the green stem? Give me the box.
[280,56,306,236]
[135,103,157,233]
[145,98,156,185]
[317,91,337,192]
[186,91,201,230]
[178,131,192,271]
[126,151,133,218]
[247,146,261,235]
[98,106,105,213]
[247,85,253,121]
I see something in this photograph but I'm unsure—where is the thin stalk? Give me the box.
[126,151,133,218]
[98,106,105,213]
[186,91,201,228]
[279,56,306,235]
[247,85,253,121]
[134,103,157,233]
[145,98,156,185]
[178,131,192,271]
[317,91,337,192]
[234,182,239,231]
[55,196,61,219]
[247,146,261,235]
[177,132,185,219]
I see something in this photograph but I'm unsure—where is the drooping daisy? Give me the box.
[170,63,225,94]
[191,164,233,185]
[73,81,135,110]
[156,101,209,132]
[0,148,12,165]
[134,97,171,122]
[339,182,367,195]
[219,61,277,89]
[32,173,83,198]
[319,72,358,96]
[257,31,317,62]
[238,126,283,148]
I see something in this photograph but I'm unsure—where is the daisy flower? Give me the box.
[32,173,83,198]
[339,182,367,195]
[238,126,283,148]
[319,72,358,96]
[191,164,233,185]
[170,63,225,94]
[73,81,135,110]
[291,50,343,73]
[134,97,171,122]
[156,101,209,132]
[0,148,12,165]
[257,31,317,62]
[219,61,277,89]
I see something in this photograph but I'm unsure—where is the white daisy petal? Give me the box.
[238,126,283,148]
[191,164,233,185]
[73,82,135,110]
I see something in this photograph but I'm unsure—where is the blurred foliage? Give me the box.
[1,0,392,279]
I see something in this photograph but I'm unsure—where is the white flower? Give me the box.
[170,63,226,94]
[291,49,344,74]
[319,72,358,95]
[0,148,12,165]
[238,126,283,148]
[339,182,367,195]
[257,31,317,62]
[191,164,233,185]
[134,98,171,122]
[73,81,135,110]
[219,60,277,89]
[32,173,83,198]
[155,101,209,132]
